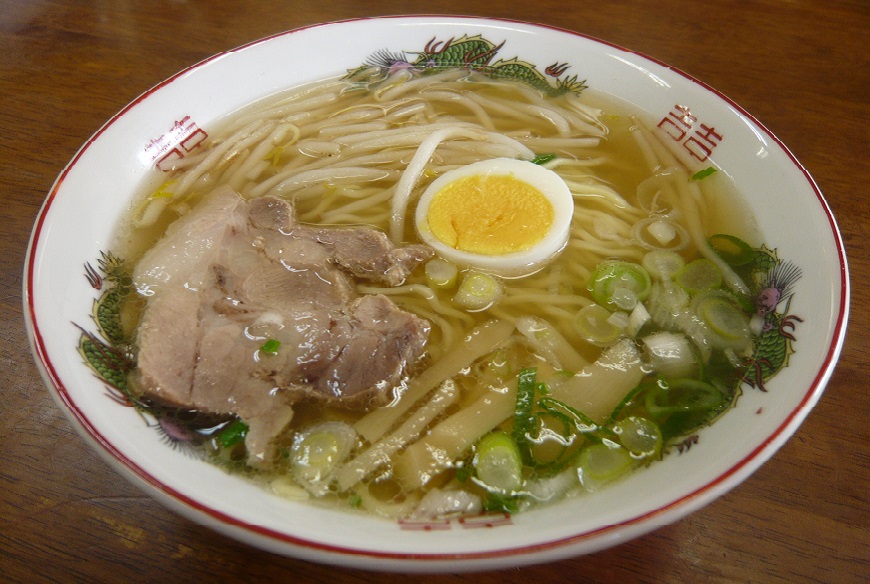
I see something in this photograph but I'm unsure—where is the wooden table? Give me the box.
[2,1,867,582]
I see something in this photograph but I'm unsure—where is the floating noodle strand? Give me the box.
[171,119,274,198]
[541,157,608,170]
[228,123,297,189]
[383,100,429,121]
[516,103,572,135]
[631,123,661,172]
[568,238,645,262]
[419,90,496,130]
[520,137,602,149]
[375,69,470,102]
[317,121,391,139]
[321,187,396,216]
[501,292,592,307]
[229,87,343,130]
[357,284,477,328]
[251,167,396,199]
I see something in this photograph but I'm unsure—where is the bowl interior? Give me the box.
[24,16,848,570]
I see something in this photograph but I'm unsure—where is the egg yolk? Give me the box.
[426,174,554,255]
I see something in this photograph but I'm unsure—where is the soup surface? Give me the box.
[80,49,801,521]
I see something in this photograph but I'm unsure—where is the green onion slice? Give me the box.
[709,234,756,267]
[577,442,633,485]
[425,258,458,288]
[512,368,538,462]
[291,421,357,496]
[691,290,752,349]
[642,249,686,281]
[605,381,649,425]
[260,339,281,354]
[675,259,722,294]
[690,167,718,181]
[537,397,598,434]
[587,260,651,310]
[474,431,524,493]
[531,153,557,165]
[217,418,248,448]
[613,416,662,458]
[574,304,624,346]
[454,271,502,311]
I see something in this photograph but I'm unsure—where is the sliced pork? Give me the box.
[133,186,432,464]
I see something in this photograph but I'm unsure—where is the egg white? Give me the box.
[415,158,574,277]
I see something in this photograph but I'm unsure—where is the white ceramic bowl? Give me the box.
[24,16,849,572]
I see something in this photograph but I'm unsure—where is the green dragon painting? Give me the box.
[345,35,588,97]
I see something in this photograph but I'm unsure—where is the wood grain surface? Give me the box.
[2,1,867,582]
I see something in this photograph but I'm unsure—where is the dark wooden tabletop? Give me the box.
[2,1,868,582]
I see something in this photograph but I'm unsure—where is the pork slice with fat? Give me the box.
[133,185,243,294]
[134,188,432,465]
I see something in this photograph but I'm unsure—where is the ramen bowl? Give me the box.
[24,16,848,572]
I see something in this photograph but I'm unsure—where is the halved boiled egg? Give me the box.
[415,158,574,277]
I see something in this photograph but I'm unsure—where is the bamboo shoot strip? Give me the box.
[335,379,459,492]
[549,338,646,424]
[392,383,519,491]
[516,316,589,372]
[353,319,514,443]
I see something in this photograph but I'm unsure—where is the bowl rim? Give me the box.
[23,14,850,568]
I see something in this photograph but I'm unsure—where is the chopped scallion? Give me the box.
[454,271,502,311]
[512,368,538,462]
[530,153,557,165]
[424,258,458,288]
[690,167,718,181]
[642,249,686,281]
[613,416,662,458]
[291,421,357,497]
[454,465,473,483]
[260,338,281,354]
[627,302,651,338]
[675,259,723,294]
[709,234,756,267]
[217,419,248,448]
[577,442,633,487]
[537,397,598,434]
[474,431,524,493]
[691,290,752,350]
[587,260,651,310]
[605,381,649,425]
[483,492,523,514]
[574,304,624,346]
